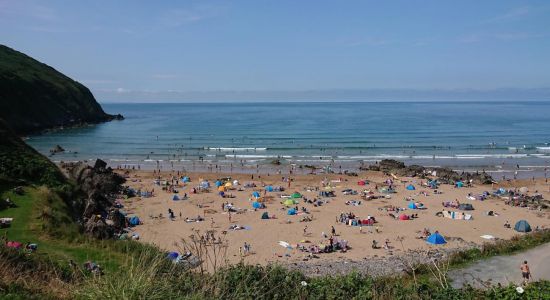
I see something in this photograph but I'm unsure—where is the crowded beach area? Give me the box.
[111,161,550,273]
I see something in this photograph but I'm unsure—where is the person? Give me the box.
[331,226,336,236]
[521,261,531,284]
[371,240,378,249]
[303,225,308,236]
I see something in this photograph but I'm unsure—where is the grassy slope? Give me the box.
[0,44,113,135]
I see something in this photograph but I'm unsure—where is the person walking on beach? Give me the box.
[521,260,531,285]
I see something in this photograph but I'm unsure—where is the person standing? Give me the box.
[521,260,531,285]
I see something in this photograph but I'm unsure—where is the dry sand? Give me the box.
[118,170,550,268]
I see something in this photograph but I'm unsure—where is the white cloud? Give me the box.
[152,74,177,79]
[483,6,530,23]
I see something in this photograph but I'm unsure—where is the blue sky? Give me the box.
[1,0,550,102]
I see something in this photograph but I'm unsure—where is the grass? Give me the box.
[0,186,140,273]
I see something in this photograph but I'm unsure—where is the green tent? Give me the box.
[283,199,297,206]
[291,192,302,199]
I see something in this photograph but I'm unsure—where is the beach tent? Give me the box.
[287,208,297,215]
[252,191,261,198]
[252,202,262,209]
[265,186,274,192]
[283,199,297,206]
[215,180,222,187]
[514,220,532,232]
[458,203,474,211]
[406,184,416,191]
[399,214,410,220]
[6,241,23,249]
[233,180,239,186]
[167,252,179,261]
[200,180,210,188]
[426,232,447,245]
[172,195,180,201]
[218,186,226,192]
[456,181,464,188]
[358,180,366,186]
[128,216,140,226]
[291,192,302,199]
[261,212,270,219]
[182,176,190,183]
[408,202,418,209]
[224,182,232,188]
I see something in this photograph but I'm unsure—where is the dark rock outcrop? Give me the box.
[373,159,494,184]
[67,159,126,238]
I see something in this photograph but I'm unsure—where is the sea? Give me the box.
[25,101,550,178]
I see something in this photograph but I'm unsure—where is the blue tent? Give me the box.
[252,191,261,198]
[252,202,262,209]
[514,220,532,232]
[167,252,179,260]
[128,216,140,226]
[426,232,446,245]
[172,195,180,201]
[200,181,210,188]
[456,181,464,188]
[215,180,222,187]
[182,176,190,183]
[408,202,418,209]
[287,208,297,215]
[406,184,416,190]
[265,186,274,192]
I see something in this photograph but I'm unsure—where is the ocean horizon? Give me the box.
[26,101,550,178]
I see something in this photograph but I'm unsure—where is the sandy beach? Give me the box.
[117,168,550,270]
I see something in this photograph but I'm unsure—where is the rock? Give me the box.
[93,159,107,170]
[67,160,125,238]
[49,144,65,154]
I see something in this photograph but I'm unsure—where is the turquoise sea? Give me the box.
[26,101,550,177]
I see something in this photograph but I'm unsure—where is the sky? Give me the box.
[1,0,550,102]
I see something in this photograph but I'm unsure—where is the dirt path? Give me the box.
[448,242,550,288]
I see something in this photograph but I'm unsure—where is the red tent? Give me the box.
[6,241,23,249]
[399,214,410,221]
[358,181,366,186]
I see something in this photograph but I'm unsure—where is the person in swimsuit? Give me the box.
[520,260,531,284]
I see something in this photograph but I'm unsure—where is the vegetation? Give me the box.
[0,44,117,135]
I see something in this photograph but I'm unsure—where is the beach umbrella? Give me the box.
[182,176,190,183]
[426,233,447,245]
[406,184,415,191]
[252,191,260,198]
[456,181,464,188]
[215,180,222,187]
[252,202,262,209]
[291,192,302,199]
[408,202,417,209]
[224,182,232,187]
[514,220,532,232]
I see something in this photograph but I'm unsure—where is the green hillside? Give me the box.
[0,44,119,135]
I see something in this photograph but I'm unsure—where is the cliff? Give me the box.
[0,44,121,135]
